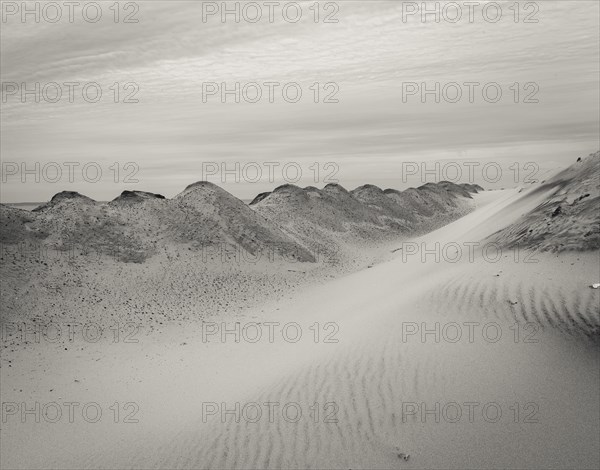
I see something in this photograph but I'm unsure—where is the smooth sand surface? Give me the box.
[1,188,598,469]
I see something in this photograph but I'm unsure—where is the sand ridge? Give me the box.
[1,154,599,469]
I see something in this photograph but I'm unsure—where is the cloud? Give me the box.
[1,1,599,202]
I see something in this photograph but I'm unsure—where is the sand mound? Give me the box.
[0,182,320,327]
[490,151,600,252]
[375,180,478,231]
[3,178,478,272]
[459,183,484,193]
[32,191,96,212]
[254,183,380,231]
[351,184,415,229]
[110,190,166,205]
[173,181,315,262]
[24,193,148,263]
[251,181,478,265]
[250,183,395,267]
[4,182,316,264]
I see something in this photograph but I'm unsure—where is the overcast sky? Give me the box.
[1,1,599,202]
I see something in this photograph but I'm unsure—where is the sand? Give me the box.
[1,183,598,469]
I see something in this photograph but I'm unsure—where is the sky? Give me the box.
[1,0,599,202]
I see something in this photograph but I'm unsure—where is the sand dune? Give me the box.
[0,179,478,326]
[490,151,600,252]
[251,181,477,265]
[1,156,599,469]
[142,186,598,470]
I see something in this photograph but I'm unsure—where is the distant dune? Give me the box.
[1,179,480,266]
[1,202,45,211]
[251,181,478,264]
[0,179,479,327]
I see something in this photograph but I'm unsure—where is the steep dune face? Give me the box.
[3,183,315,264]
[248,181,480,269]
[253,181,479,237]
[250,183,387,262]
[0,178,481,327]
[0,182,317,326]
[0,178,481,328]
[382,181,478,231]
[351,184,416,229]
[489,152,600,252]
[24,192,149,263]
[2,179,479,268]
[109,180,316,260]
[172,181,315,262]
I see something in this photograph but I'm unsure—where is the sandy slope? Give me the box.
[2,185,598,469]
[164,187,598,470]
[251,181,478,264]
[0,179,479,330]
[489,151,600,251]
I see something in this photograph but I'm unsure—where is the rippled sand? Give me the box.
[2,189,598,469]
